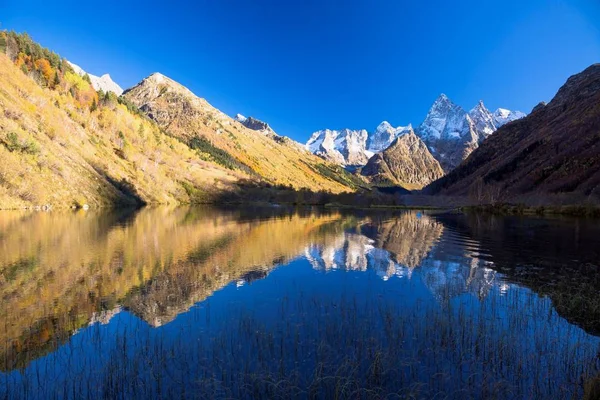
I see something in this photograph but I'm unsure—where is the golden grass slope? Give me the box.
[123,73,355,192]
[0,54,246,208]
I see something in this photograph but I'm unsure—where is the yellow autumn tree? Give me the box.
[34,58,54,83]
[64,71,98,108]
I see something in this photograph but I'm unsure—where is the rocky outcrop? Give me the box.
[361,131,444,190]
[235,114,276,135]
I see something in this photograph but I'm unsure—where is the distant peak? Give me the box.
[435,93,450,103]
[470,100,491,115]
[139,72,186,91]
[147,72,166,80]
[234,113,247,122]
[376,121,393,129]
[432,93,454,107]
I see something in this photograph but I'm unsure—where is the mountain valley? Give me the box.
[0,30,598,209]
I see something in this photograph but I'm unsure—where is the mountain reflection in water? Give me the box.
[0,207,599,399]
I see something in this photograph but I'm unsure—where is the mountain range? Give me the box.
[306,96,526,173]
[0,29,598,208]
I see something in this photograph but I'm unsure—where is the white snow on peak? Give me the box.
[493,108,526,128]
[417,94,470,142]
[234,113,247,122]
[306,128,370,166]
[66,61,124,95]
[468,100,496,139]
[367,121,412,152]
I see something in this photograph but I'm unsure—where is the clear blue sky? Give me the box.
[2,0,599,142]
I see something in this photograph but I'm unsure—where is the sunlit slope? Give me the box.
[0,53,244,208]
[123,73,358,193]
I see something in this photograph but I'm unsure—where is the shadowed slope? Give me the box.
[427,64,600,204]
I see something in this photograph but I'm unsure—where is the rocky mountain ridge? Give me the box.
[234,114,276,135]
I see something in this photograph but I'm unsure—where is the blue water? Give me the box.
[0,207,598,399]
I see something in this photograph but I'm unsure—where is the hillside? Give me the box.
[122,73,359,192]
[361,131,444,190]
[0,32,357,209]
[427,64,600,204]
[1,56,248,208]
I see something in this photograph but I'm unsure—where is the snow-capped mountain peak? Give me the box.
[306,128,370,166]
[468,100,496,139]
[234,113,247,123]
[367,121,412,153]
[416,94,469,143]
[492,108,526,127]
[66,61,123,95]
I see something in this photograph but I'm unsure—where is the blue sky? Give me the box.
[2,0,599,142]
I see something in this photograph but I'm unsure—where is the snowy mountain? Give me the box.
[67,61,123,95]
[306,128,371,166]
[415,95,526,171]
[306,95,525,172]
[469,100,497,139]
[367,121,413,152]
[493,108,527,127]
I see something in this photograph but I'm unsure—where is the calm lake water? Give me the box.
[0,206,599,399]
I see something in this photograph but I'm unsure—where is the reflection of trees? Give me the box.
[123,213,347,327]
[0,207,347,370]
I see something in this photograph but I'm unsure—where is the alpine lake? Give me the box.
[0,206,599,399]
